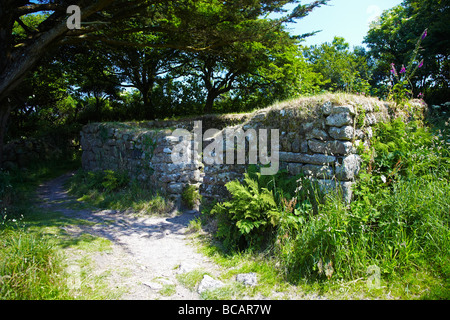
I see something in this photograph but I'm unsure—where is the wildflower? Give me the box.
[418,60,424,68]
[400,65,406,74]
[390,63,397,75]
[421,28,428,40]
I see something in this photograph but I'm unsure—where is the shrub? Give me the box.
[278,117,450,284]
[209,167,321,252]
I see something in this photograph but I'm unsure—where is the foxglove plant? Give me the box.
[388,28,427,106]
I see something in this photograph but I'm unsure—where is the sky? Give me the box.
[280,0,404,48]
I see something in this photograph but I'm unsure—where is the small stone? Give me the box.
[197,275,224,294]
[143,282,163,290]
[236,273,258,286]
[322,101,333,115]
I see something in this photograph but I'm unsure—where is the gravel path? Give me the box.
[36,172,220,300]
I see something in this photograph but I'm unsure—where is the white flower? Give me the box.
[380,175,387,183]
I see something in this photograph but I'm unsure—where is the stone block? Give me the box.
[328,126,354,141]
[302,164,334,179]
[314,179,354,203]
[168,182,184,194]
[326,112,353,127]
[306,128,329,140]
[286,163,303,175]
[331,105,355,115]
[335,154,362,181]
[279,152,336,164]
[308,139,354,155]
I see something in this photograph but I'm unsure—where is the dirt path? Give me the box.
[36,172,220,300]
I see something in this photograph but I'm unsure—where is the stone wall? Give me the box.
[80,115,251,207]
[2,137,63,170]
[80,94,427,207]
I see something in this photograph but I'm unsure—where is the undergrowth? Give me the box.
[0,156,80,299]
[66,169,173,215]
[203,116,450,299]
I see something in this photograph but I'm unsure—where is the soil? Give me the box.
[36,172,221,300]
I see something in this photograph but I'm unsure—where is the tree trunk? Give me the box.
[139,84,156,120]
[204,91,218,114]
[0,100,12,168]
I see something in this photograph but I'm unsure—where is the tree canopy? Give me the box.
[364,0,449,102]
[0,0,329,162]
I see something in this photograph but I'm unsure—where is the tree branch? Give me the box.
[15,3,61,16]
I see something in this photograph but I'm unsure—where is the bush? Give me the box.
[211,173,280,251]
[278,117,450,283]
[209,167,320,252]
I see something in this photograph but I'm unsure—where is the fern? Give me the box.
[211,173,280,250]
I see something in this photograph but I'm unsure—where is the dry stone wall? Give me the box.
[80,94,427,207]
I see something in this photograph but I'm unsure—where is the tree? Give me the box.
[303,37,371,93]
[0,0,329,164]
[364,0,449,102]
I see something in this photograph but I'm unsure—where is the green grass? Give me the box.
[0,156,121,300]
[66,169,174,215]
[176,269,210,291]
[0,225,70,299]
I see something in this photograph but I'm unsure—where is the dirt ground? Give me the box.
[36,172,222,299]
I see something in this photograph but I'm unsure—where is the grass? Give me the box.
[0,156,122,300]
[66,169,174,215]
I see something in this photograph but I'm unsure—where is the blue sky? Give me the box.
[281,0,403,48]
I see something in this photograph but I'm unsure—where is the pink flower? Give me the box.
[418,60,424,68]
[421,28,428,40]
[400,65,406,74]
[390,63,397,75]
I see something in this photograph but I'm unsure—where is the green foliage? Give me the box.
[67,169,172,215]
[0,225,70,299]
[181,185,201,210]
[211,173,280,250]
[364,0,449,104]
[0,159,82,300]
[283,118,449,287]
[209,166,319,252]
[303,37,371,94]
[101,170,130,192]
[207,118,449,297]
[386,29,428,106]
